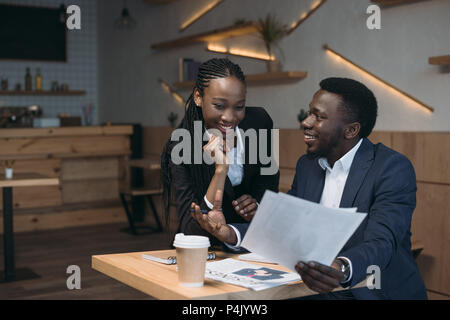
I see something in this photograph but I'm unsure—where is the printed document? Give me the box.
[205,258,300,291]
[241,191,367,271]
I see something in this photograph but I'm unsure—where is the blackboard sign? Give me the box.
[0,4,67,61]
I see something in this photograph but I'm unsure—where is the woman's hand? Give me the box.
[232,194,258,222]
[203,135,230,173]
[191,190,237,245]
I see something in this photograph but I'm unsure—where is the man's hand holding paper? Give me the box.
[240,191,367,280]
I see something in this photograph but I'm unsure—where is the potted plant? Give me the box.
[1,160,15,179]
[257,14,288,72]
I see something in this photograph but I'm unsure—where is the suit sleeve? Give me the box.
[340,154,417,287]
[288,156,304,196]
[169,161,213,238]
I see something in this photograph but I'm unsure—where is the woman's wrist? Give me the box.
[215,164,229,176]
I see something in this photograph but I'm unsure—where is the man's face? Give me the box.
[301,89,349,158]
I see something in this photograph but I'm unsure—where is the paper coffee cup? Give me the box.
[173,233,210,287]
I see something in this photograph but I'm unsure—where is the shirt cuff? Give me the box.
[223,224,242,251]
[337,256,353,284]
[204,195,214,210]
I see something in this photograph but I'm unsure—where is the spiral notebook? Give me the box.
[142,251,216,265]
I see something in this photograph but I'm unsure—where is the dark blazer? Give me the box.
[168,107,279,246]
[235,138,427,299]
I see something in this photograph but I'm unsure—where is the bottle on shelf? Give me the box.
[25,67,32,91]
[36,68,42,91]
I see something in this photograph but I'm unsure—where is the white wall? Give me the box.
[0,0,98,123]
[97,0,450,131]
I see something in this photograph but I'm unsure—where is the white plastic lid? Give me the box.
[173,233,210,249]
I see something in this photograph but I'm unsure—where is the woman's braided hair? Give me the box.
[160,58,246,226]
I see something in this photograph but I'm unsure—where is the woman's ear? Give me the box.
[193,89,202,108]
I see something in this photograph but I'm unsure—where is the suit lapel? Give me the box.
[339,138,375,208]
[303,160,326,203]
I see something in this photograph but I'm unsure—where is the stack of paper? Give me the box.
[241,191,367,271]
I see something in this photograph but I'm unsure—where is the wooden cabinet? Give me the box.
[0,126,133,233]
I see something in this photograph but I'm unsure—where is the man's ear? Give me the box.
[193,89,202,107]
[344,122,361,140]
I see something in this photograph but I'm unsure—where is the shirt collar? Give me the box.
[318,139,363,172]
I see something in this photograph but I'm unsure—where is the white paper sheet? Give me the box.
[241,191,367,271]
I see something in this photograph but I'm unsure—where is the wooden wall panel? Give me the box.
[392,132,450,184]
[412,182,450,295]
[0,206,127,234]
[142,126,174,156]
[0,186,62,210]
[427,291,450,300]
[367,131,392,147]
[61,158,119,181]
[62,179,119,204]
[13,158,61,177]
[278,129,306,169]
[0,136,130,157]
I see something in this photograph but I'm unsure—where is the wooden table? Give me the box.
[92,249,365,300]
[0,173,59,282]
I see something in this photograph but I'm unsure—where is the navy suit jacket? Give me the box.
[234,138,427,299]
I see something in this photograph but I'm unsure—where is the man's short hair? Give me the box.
[319,77,378,138]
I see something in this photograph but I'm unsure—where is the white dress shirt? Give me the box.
[318,138,362,283]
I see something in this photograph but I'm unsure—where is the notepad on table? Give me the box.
[142,251,216,265]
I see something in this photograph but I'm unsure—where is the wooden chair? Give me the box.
[119,187,163,235]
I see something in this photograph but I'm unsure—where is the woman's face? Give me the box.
[194,76,246,138]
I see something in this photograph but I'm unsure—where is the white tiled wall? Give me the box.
[0,0,98,124]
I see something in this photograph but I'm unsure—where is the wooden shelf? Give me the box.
[0,90,86,96]
[144,0,179,3]
[429,55,450,66]
[173,71,308,89]
[151,22,259,50]
[371,0,426,5]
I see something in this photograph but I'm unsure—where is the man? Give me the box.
[191,77,427,299]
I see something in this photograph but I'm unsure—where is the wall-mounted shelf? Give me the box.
[429,55,450,66]
[151,22,259,50]
[173,71,307,89]
[0,90,86,96]
[144,0,180,4]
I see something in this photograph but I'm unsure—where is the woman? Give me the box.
[161,58,279,247]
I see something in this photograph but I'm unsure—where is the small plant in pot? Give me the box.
[1,160,15,179]
[257,14,288,72]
